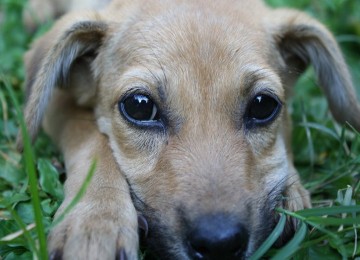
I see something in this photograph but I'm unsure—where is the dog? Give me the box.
[21,0,360,259]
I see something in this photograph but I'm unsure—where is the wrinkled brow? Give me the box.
[241,67,283,97]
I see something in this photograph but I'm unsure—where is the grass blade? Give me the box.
[250,213,287,260]
[306,216,360,226]
[300,103,315,166]
[270,221,307,260]
[277,208,348,258]
[296,206,360,217]
[298,122,340,141]
[51,160,96,228]
[1,207,38,255]
[0,223,35,242]
[2,75,48,260]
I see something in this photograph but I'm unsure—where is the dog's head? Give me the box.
[22,0,360,258]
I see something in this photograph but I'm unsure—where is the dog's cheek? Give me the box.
[244,132,292,251]
[97,115,167,178]
[250,130,289,185]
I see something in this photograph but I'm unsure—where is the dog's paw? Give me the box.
[283,181,311,212]
[48,201,139,260]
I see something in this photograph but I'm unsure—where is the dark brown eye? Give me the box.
[119,94,162,128]
[122,94,158,121]
[245,94,281,127]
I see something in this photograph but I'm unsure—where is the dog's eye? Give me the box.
[245,94,281,127]
[120,94,160,123]
[118,94,165,129]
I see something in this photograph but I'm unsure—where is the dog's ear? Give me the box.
[268,9,360,131]
[20,13,108,146]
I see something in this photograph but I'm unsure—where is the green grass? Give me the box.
[1,0,360,259]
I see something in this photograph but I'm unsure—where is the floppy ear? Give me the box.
[20,13,108,145]
[268,9,360,131]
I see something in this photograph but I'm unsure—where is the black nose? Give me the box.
[187,214,249,259]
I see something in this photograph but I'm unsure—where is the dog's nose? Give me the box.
[187,214,249,259]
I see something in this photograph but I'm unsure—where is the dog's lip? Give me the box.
[138,215,149,238]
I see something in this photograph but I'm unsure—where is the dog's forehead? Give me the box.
[102,0,284,109]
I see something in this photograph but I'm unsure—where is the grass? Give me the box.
[0,0,360,259]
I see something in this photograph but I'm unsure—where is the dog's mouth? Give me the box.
[137,215,296,260]
[130,182,297,259]
[135,203,296,259]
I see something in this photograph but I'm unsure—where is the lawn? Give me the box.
[0,0,360,259]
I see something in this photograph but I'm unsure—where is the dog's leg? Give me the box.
[44,90,139,259]
[19,14,140,259]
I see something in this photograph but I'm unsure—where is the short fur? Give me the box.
[22,0,360,259]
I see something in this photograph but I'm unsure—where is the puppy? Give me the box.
[22,0,360,259]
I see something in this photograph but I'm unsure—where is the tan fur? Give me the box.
[22,0,360,259]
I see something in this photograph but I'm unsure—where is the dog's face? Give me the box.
[96,2,291,257]
[23,0,360,259]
